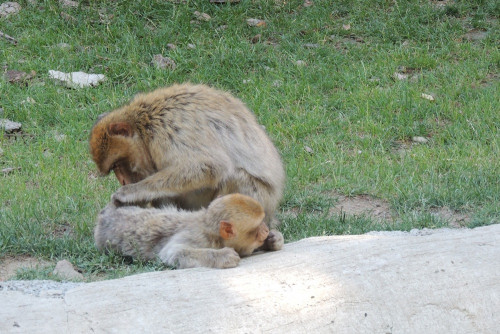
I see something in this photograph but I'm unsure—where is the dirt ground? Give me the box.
[284,193,470,227]
[329,193,470,227]
[0,256,52,282]
[328,194,395,221]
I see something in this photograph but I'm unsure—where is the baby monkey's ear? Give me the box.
[219,221,236,240]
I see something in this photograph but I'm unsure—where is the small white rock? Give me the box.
[295,60,307,66]
[166,43,177,49]
[0,2,21,17]
[242,79,251,84]
[187,43,196,49]
[21,97,36,104]
[59,0,78,8]
[2,167,20,174]
[0,119,22,132]
[48,70,106,88]
[54,133,67,142]
[304,146,314,154]
[193,11,211,21]
[412,136,428,144]
[56,43,71,49]
[394,72,408,80]
[303,43,319,48]
[247,18,266,27]
[53,260,83,281]
[152,54,176,70]
[421,93,435,101]
[272,80,282,87]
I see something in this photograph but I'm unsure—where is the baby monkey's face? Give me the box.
[228,221,270,257]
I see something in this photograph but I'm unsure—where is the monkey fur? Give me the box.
[90,83,285,251]
[94,194,270,269]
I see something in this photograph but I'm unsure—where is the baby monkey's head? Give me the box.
[208,194,269,256]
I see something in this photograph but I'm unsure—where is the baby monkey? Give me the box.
[94,194,270,269]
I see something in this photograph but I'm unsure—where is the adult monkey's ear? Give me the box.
[219,221,236,240]
[107,122,133,137]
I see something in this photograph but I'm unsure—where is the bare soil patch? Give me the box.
[281,193,395,221]
[327,194,471,227]
[328,194,394,221]
[0,256,52,281]
[284,193,472,229]
[48,222,75,238]
[430,207,470,228]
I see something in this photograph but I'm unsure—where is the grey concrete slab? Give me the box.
[1,224,499,334]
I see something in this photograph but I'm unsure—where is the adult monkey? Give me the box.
[89,83,285,251]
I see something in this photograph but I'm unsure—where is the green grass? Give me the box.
[1,0,498,281]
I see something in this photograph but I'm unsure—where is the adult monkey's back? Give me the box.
[89,83,285,251]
